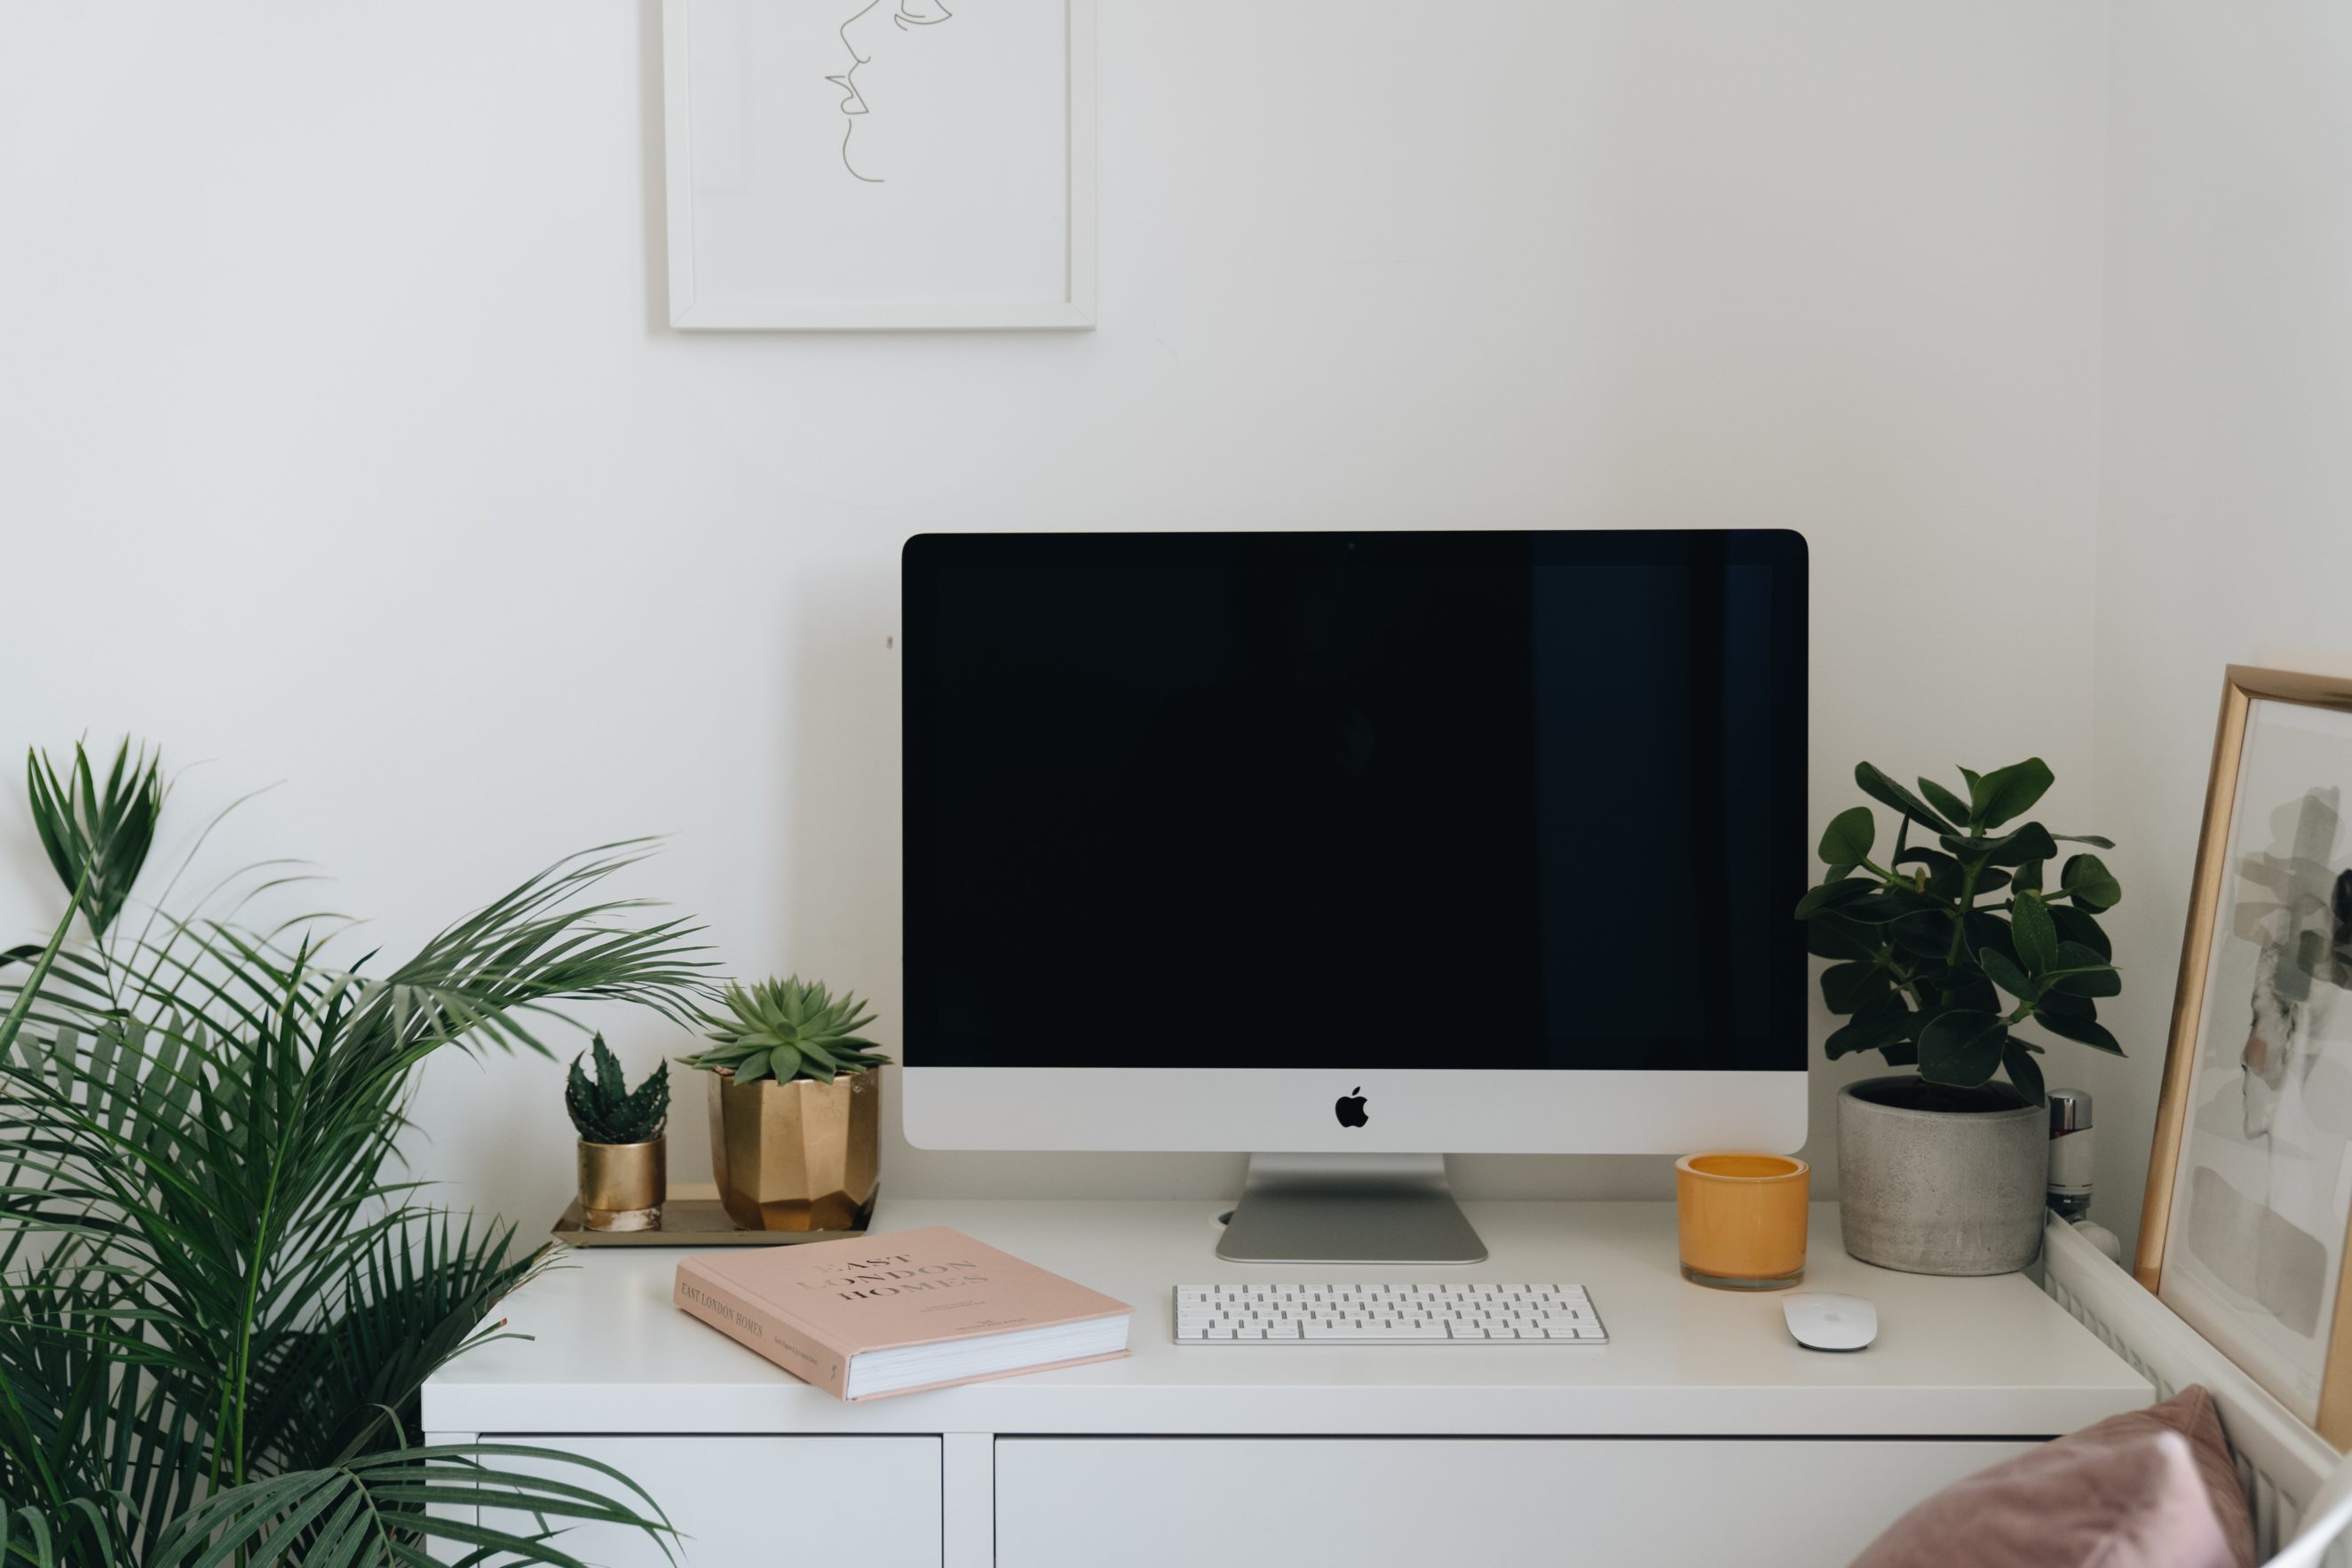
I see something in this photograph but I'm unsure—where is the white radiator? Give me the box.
[2040,1216,2348,1566]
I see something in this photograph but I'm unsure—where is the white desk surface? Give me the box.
[422,1198,2151,1438]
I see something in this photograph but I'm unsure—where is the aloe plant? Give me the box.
[0,737,709,1566]
[566,1033,670,1144]
[1795,756,2123,1106]
[678,976,889,1086]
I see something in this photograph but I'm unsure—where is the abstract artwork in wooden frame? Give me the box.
[2139,665,2352,1447]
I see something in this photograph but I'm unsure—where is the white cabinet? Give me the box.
[426,1200,2152,1567]
[486,1437,941,1568]
[994,1437,2038,1568]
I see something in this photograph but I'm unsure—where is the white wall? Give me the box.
[0,3,2111,1231]
[2089,4,2352,1250]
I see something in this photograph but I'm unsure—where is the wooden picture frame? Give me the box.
[2138,664,2352,1446]
[661,0,1097,331]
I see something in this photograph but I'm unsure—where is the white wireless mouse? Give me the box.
[1783,1292,1876,1351]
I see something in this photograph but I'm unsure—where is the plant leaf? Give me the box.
[2003,1039,2047,1106]
[1917,962,2000,1013]
[2035,1008,2124,1055]
[1980,947,2033,1000]
[2061,853,2122,912]
[1918,1009,2008,1088]
[1824,994,1914,1060]
[2050,905,2112,960]
[1855,763,1958,835]
[1817,807,1875,867]
[1984,823,2059,868]
[1962,911,2018,966]
[2013,896,2060,973]
[1968,758,2055,830]
[1918,777,1971,829]
[1944,823,2058,869]
[1820,962,1890,1015]
[1838,888,1949,925]
[1794,880,1876,920]
[2047,940,2121,997]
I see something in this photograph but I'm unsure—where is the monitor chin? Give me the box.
[899,1066,1808,1157]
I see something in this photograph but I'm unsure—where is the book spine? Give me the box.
[673,1264,851,1399]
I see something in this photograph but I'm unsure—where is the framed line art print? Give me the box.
[2139,665,2352,1445]
[661,0,1096,330]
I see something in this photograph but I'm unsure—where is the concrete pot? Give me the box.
[1837,1075,2047,1275]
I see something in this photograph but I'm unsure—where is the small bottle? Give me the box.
[2047,1088,2095,1220]
[2047,1087,2124,1263]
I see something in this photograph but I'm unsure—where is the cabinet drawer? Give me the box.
[488,1436,940,1567]
[997,1437,2030,1568]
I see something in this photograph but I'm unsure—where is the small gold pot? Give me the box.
[577,1137,666,1232]
[706,1068,880,1231]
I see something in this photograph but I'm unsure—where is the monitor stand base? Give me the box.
[1215,1153,1489,1264]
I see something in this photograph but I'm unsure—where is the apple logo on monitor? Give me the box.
[1334,1088,1368,1128]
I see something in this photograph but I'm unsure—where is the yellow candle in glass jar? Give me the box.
[1675,1152,1810,1289]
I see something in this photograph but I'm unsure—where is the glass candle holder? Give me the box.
[1675,1152,1810,1290]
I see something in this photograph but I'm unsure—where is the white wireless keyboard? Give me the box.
[1172,1282,1607,1344]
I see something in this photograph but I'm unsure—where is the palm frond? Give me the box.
[26,739,162,944]
[0,1247,166,1564]
[244,1214,550,1475]
[144,1445,674,1568]
[0,888,84,1063]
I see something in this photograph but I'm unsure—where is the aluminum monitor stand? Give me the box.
[1216,1152,1489,1264]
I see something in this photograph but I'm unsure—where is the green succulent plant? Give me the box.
[679,976,890,1086]
[1795,756,2123,1107]
[566,1033,670,1144]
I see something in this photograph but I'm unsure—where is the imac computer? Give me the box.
[901,530,1809,1263]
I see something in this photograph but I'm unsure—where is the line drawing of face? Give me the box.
[827,0,955,185]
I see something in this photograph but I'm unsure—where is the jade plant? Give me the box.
[678,975,891,1085]
[1795,757,2123,1106]
[566,1033,671,1144]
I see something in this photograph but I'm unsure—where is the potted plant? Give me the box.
[566,1033,671,1231]
[0,738,692,1562]
[679,976,889,1231]
[1798,756,2123,1275]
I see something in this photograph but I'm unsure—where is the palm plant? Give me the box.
[0,738,712,1566]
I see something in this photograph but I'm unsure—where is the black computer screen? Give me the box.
[902,531,1807,1073]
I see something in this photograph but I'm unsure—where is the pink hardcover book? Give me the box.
[674,1225,1133,1401]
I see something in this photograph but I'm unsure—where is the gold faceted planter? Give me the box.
[706,1068,880,1231]
[577,1137,666,1232]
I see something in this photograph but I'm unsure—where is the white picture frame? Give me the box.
[661,0,1096,331]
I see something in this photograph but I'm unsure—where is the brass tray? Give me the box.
[551,1182,867,1248]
